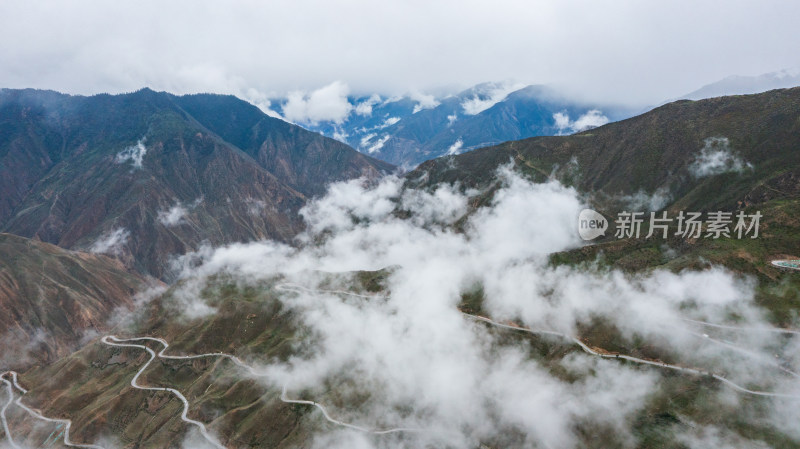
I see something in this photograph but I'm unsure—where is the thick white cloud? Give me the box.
[354,94,381,116]
[364,135,390,154]
[460,81,525,115]
[115,139,147,168]
[382,116,400,127]
[166,167,799,447]
[571,110,609,131]
[409,91,440,113]
[553,111,571,130]
[689,137,753,178]
[241,88,283,118]
[1,1,799,105]
[282,81,353,124]
[446,138,463,156]
[553,110,610,134]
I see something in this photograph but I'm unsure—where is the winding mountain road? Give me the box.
[1,376,20,449]
[275,283,377,300]
[682,317,800,335]
[103,336,421,434]
[6,282,798,449]
[465,314,800,399]
[100,333,420,448]
[280,282,800,399]
[100,336,226,449]
[685,330,800,379]
[0,371,104,449]
[106,336,262,376]
[279,385,421,434]
[8,372,26,394]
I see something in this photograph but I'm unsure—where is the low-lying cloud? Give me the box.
[89,227,129,256]
[157,198,201,227]
[364,135,390,154]
[618,186,673,212]
[354,94,381,117]
[409,91,439,114]
[460,82,525,115]
[689,137,753,178]
[553,109,610,134]
[158,204,188,227]
[115,139,148,168]
[445,138,463,156]
[282,81,353,125]
[166,165,799,447]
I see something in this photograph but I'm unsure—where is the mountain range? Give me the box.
[270,82,640,168]
[0,88,393,280]
[679,68,800,101]
[269,71,800,168]
[2,86,800,448]
[411,87,800,213]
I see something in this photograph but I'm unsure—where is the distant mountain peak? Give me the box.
[680,68,800,100]
[266,82,637,167]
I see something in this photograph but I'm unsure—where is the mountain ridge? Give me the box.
[4,87,800,449]
[409,86,800,213]
[271,82,639,168]
[0,88,393,280]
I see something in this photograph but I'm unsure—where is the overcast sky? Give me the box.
[1,0,798,105]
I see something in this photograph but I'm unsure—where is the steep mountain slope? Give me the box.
[0,233,151,367]
[410,87,800,213]
[8,88,800,449]
[409,88,800,329]
[0,88,393,279]
[10,278,314,449]
[172,94,394,197]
